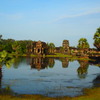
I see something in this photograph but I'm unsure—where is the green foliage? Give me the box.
[77,61,89,79]
[77,38,90,49]
[47,43,55,54]
[12,40,32,54]
[0,50,8,59]
[0,34,2,40]
[47,42,55,48]
[5,58,14,69]
[48,58,55,68]
[93,27,100,50]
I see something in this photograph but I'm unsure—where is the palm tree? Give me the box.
[77,38,90,49]
[93,27,100,50]
[0,35,2,40]
[48,43,55,54]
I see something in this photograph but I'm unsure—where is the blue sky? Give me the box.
[0,0,100,47]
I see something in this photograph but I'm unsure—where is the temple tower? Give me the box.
[62,40,69,54]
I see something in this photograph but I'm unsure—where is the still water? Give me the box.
[1,57,100,97]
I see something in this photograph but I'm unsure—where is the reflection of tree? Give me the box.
[89,57,100,67]
[0,51,24,69]
[30,57,49,71]
[60,58,69,68]
[0,65,14,95]
[0,65,2,89]
[3,57,21,69]
[0,86,15,95]
[12,57,25,69]
[5,58,15,69]
[0,54,16,95]
[93,74,100,87]
[77,60,89,79]
[48,58,55,68]
[0,51,13,69]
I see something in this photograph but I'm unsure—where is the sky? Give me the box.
[0,0,100,48]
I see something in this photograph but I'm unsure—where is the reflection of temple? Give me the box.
[27,41,48,55]
[28,57,55,71]
[30,57,49,71]
[60,58,69,68]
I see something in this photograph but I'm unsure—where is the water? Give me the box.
[0,57,100,97]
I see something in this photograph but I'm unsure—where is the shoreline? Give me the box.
[0,87,100,100]
[8,53,95,61]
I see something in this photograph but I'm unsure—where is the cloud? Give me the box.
[0,13,23,20]
[54,9,100,22]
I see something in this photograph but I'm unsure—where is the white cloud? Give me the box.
[54,8,100,22]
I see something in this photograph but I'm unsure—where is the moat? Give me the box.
[0,57,100,97]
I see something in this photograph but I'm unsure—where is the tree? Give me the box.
[0,35,3,51]
[3,39,14,53]
[93,27,100,50]
[47,43,55,54]
[77,38,90,49]
[48,43,55,48]
[12,41,21,54]
[0,35,2,40]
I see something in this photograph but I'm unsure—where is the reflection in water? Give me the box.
[0,66,2,88]
[30,57,49,71]
[29,57,69,70]
[27,57,55,70]
[89,57,100,67]
[0,64,14,95]
[60,58,69,68]
[0,86,15,95]
[0,57,100,97]
[93,74,100,87]
[48,58,55,68]
[77,60,89,79]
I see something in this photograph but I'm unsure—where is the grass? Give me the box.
[0,87,100,100]
[6,52,93,60]
[7,53,93,62]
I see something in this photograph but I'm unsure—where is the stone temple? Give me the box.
[27,40,48,55]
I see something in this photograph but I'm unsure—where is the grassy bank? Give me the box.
[0,87,100,100]
[0,51,93,61]
[18,53,90,60]
[7,53,93,62]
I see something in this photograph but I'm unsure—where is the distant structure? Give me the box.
[27,40,48,55]
[62,40,69,54]
[26,39,100,57]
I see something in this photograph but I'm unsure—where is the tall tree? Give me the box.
[0,35,3,51]
[0,35,2,40]
[77,38,90,49]
[93,27,100,50]
[47,43,55,54]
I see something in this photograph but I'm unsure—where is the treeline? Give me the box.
[0,38,56,55]
[0,27,100,55]
[77,27,100,50]
[0,38,33,54]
